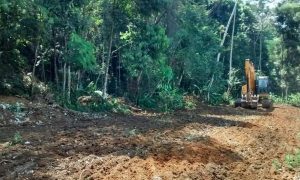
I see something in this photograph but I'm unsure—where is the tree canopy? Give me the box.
[0,0,299,111]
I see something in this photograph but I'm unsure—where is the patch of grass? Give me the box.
[285,149,300,170]
[272,159,282,171]
[9,131,23,146]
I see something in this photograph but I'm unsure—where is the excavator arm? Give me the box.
[236,59,259,109]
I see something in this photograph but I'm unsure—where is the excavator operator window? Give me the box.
[257,76,269,93]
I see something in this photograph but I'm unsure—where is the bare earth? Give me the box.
[0,96,300,180]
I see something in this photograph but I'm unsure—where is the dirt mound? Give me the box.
[0,96,300,179]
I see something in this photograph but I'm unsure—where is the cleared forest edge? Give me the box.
[0,96,300,180]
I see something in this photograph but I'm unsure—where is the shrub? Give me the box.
[157,84,184,112]
[140,84,184,112]
[272,93,300,107]
[289,93,300,107]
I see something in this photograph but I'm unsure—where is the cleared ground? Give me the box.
[0,96,300,180]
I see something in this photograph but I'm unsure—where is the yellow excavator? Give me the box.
[235,59,273,109]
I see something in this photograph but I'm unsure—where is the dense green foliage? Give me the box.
[273,93,300,107]
[0,0,299,111]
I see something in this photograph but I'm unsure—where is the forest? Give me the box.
[0,0,299,111]
[0,0,300,179]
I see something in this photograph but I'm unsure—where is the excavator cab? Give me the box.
[256,76,272,108]
[257,76,269,94]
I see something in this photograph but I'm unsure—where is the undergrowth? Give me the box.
[272,93,300,107]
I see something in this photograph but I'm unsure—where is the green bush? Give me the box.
[140,85,184,112]
[289,93,300,107]
[139,95,157,109]
[272,93,300,107]
[222,92,235,105]
[272,94,286,104]
[157,84,184,112]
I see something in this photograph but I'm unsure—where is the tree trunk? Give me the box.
[216,0,238,64]
[63,62,67,99]
[259,32,263,71]
[285,86,289,101]
[102,0,117,99]
[118,53,121,92]
[208,0,237,101]
[229,7,236,78]
[31,43,39,97]
[42,59,46,82]
[227,6,237,94]
[166,0,179,38]
[76,70,81,91]
[67,64,71,102]
[136,71,143,105]
[54,46,59,88]
[178,70,184,87]
[103,26,114,99]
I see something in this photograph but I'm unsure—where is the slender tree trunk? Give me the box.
[95,72,101,89]
[54,46,59,88]
[216,1,238,64]
[31,43,39,96]
[77,70,81,91]
[281,35,285,99]
[42,59,46,82]
[285,86,288,101]
[178,70,184,87]
[102,0,116,99]
[253,35,257,63]
[96,46,105,89]
[118,53,121,92]
[103,26,114,99]
[136,71,143,105]
[208,0,237,101]
[63,62,67,99]
[67,64,71,102]
[227,6,237,94]
[259,0,264,72]
[259,32,263,71]
[229,7,236,78]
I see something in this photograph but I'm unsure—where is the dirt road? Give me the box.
[0,96,300,179]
